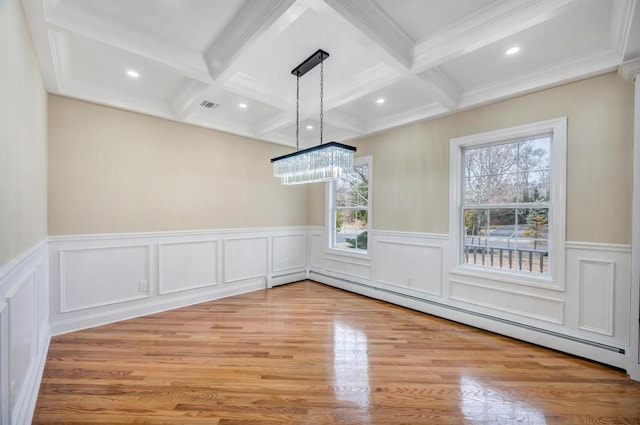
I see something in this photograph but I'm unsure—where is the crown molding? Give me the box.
[609,0,637,55]
[618,58,640,81]
[459,48,620,109]
[365,102,447,135]
[48,29,71,91]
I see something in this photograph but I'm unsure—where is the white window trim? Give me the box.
[449,117,567,290]
[326,155,372,259]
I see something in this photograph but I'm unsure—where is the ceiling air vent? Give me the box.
[200,100,220,109]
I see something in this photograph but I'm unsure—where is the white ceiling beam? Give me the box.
[413,0,582,73]
[203,0,303,82]
[413,68,462,110]
[311,0,414,71]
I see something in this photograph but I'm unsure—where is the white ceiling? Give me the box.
[22,0,640,149]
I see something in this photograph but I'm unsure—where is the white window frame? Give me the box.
[449,118,566,289]
[326,155,372,259]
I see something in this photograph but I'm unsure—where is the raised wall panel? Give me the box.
[325,256,372,280]
[450,280,564,324]
[310,233,323,269]
[159,240,218,295]
[272,234,306,273]
[578,259,615,336]
[224,237,268,283]
[375,239,442,296]
[60,245,150,312]
[7,272,37,412]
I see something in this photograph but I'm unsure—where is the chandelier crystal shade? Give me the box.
[271,49,356,185]
[271,141,356,185]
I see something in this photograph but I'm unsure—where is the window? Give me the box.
[329,156,371,253]
[450,118,566,284]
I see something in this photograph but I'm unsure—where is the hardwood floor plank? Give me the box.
[33,281,640,424]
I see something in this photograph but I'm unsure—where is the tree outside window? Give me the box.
[463,136,551,274]
[332,162,369,252]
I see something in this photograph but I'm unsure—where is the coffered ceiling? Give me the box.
[22,0,640,148]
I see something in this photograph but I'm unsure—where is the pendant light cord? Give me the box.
[296,75,300,151]
[320,60,324,145]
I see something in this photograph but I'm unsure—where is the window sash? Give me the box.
[329,157,371,254]
[449,117,566,287]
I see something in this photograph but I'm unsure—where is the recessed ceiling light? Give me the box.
[306,125,314,130]
[126,70,140,78]
[506,46,520,55]
[376,98,385,104]
[239,103,248,109]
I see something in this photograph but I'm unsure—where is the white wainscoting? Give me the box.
[159,240,218,295]
[48,227,308,335]
[223,237,268,284]
[272,234,306,274]
[373,231,446,297]
[60,244,151,312]
[0,240,49,425]
[309,228,634,372]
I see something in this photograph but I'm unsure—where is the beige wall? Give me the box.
[0,0,48,267]
[48,95,308,235]
[309,72,633,245]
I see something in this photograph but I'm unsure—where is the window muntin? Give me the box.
[462,136,552,274]
[331,161,369,252]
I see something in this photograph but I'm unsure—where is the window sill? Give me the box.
[325,247,372,261]
[450,264,563,291]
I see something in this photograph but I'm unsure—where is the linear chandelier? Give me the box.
[271,49,356,185]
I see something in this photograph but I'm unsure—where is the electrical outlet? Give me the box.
[138,280,148,292]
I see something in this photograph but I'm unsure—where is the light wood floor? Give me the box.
[34,281,640,424]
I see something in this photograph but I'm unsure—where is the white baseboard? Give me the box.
[311,272,628,369]
[628,362,640,381]
[48,227,312,336]
[50,278,266,336]
[269,271,307,288]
